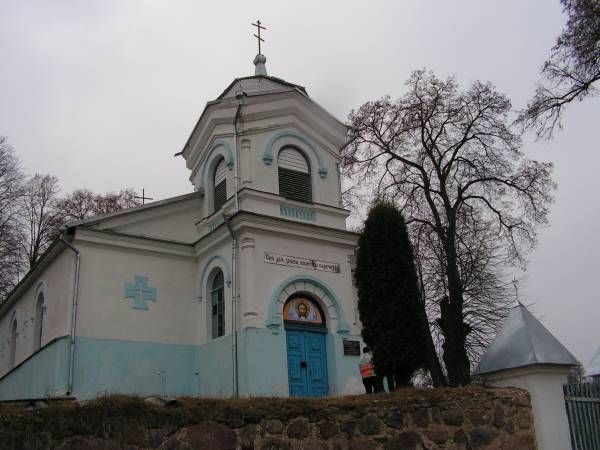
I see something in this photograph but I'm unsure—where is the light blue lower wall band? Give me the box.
[0,330,363,400]
[195,335,234,397]
[237,327,290,397]
[0,336,70,401]
[73,336,198,400]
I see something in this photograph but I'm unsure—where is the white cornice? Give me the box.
[232,211,358,248]
[74,229,195,259]
[239,188,350,219]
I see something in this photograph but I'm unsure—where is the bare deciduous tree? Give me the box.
[412,212,515,367]
[342,70,555,385]
[92,188,140,216]
[18,174,62,268]
[517,0,600,139]
[56,188,141,223]
[0,137,25,299]
[0,136,144,302]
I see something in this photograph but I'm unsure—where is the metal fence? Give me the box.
[564,382,600,450]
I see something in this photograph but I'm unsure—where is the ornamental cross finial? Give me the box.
[134,188,153,205]
[252,20,266,54]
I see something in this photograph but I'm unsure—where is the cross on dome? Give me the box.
[251,20,267,76]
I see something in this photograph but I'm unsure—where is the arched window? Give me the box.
[9,318,17,369]
[213,158,227,211]
[211,270,225,339]
[33,293,45,351]
[278,147,312,202]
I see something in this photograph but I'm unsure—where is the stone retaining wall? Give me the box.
[0,387,536,449]
[163,387,536,449]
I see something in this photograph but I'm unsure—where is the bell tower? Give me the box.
[179,38,350,236]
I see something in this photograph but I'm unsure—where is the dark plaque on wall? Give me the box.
[343,340,360,356]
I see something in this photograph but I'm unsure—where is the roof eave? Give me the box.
[0,238,67,315]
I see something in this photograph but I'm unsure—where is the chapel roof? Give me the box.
[586,347,600,377]
[475,303,580,375]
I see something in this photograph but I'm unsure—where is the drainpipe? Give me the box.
[223,214,239,397]
[223,95,244,398]
[232,94,244,212]
[61,235,80,397]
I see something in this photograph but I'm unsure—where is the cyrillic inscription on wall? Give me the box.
[264,252,340,273]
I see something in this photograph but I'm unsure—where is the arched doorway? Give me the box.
[284,295,328,397]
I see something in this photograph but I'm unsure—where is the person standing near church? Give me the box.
[359,347,382,394]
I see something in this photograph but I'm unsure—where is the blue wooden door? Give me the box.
[286,329,328,397]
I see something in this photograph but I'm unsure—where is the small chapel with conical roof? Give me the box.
[0,45,364,400]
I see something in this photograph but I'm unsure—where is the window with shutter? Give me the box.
[213,158,227,211]
[278,147,312,202]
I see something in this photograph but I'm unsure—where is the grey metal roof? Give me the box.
[65,191,202,228]
[586,347,600,377]
[475,303,580,375]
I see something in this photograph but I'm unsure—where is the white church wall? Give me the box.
[74,239,198,345]
[91,194,203,243]
[0,247,75,399]
[67,237,202,398]
[247,230,359,335]
[0,248,74,377]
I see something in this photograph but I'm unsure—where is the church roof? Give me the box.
[475,303,580,375]
[65,191,202,228]
[216,75,308,100]
[586,346,600,377]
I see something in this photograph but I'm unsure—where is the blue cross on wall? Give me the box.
[124,276,157,310]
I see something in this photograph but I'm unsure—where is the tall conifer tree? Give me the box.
[355,201,441,386]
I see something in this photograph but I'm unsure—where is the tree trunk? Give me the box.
[440,238,471,386]
[418,304,447,387]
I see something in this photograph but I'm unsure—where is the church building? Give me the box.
[0,49,364,400]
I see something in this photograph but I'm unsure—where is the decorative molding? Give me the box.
[197,255,231,301]
[265,275,350,335]
[240,237,256,250]
[207,215,225,232]
[262,130,328,178]
[195,139,235,195]
[33,281,47,304]
[280,205,315,222]
[124,276,157,310]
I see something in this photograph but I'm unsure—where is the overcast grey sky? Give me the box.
[1,1,598,367]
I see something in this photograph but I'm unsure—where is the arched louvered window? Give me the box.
[34,294,44,351]
[211,270,225,339]
[213,158,227,211]
[278,147,312,202]
[9,318,17,369]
